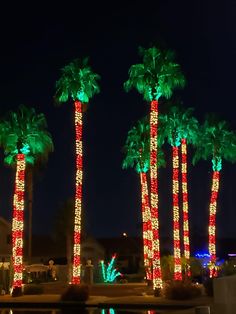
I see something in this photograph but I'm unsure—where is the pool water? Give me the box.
[0,309,178,314]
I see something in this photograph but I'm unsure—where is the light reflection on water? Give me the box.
[0,309,164,314]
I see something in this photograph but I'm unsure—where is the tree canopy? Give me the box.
[55,58,100,104]
[193,116,236,171]
[124,46,185,101]
[122,116,166,173]
[162,105,199,147]
[0,105,54,165]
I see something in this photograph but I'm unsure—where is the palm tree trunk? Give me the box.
[150,100,162,290]
[140,172,152,280]
[180,138,190,276]
[208,170,220,278]
[72,100,83,285]
[12,153,26,292]
[172,146,182,281]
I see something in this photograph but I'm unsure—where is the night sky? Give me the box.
[0,1,236,241]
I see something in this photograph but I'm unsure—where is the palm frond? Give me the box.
[1,105,54,166]
[192,116,236,168]
[122,115,165,173]
[124,46,185,101]
[55,58,100,104]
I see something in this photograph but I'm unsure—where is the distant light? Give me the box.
[195,251,210,258]
[122,232,127,237]
[228,253,236,257]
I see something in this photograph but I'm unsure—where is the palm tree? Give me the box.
[163,106,183,280]
[164,105,198,280]
[55,58,100,284]
[122,116,165,281]
[177,107,198,275]
[124,46,185,290]
[193,117,236,277]
[0,105,53,295]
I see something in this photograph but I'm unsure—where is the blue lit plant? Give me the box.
[100,254,122,283]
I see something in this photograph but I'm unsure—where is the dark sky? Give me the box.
[0,1,236,241]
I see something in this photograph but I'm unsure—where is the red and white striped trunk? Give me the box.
[150,100,162,289]
[172,146,182,281]
[12,154,26,289]
[181,138,191,276]
[72,100,83,284]
[140,172,152,280]
[208,170,220,278]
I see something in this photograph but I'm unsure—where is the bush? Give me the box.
[60,284,89,302]
[11,287,23,297]
[154,288,162,297]
[220,260,236,277]
[23,284,44,295]
[163,280,202,300]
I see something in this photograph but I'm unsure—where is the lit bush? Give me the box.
[161,256,204,281]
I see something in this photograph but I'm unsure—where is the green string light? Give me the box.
[100,254,122,283]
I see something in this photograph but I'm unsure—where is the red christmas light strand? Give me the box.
[150,100,162,289]
[140,172,152,280]
[72,100,83,284]
[208,170,220,278]
[172,146,182,281]
[181,138,191,276]
[12,154,25,289]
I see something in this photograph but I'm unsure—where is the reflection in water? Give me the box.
[0,310,61,314]
[0,309,163,314]
[101,309,115,314]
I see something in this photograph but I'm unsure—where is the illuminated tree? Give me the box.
[124,46,185,290]
[177,107,198,275]
[164,105,198,280]
[193,117,236,277]
[1,105,53,295]
[163,106,183,280]
[55,58,100,284]
[122,116,165,280]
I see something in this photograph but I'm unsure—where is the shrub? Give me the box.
[154,288,162,297]
[60,284,89,302]
[11,287,23,297]
[220,260,236,277]
[23,284,44,295]
[163,280,202,300]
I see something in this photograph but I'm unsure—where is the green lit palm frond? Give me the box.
[55,58,100,104]
[177,107,199,144]
[0,105,54,165]
[162,105,199,147]
[192,116,236,170]
[124,46,185,101]
[122,116,166,173]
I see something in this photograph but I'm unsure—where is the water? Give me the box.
[0,309,177,314]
